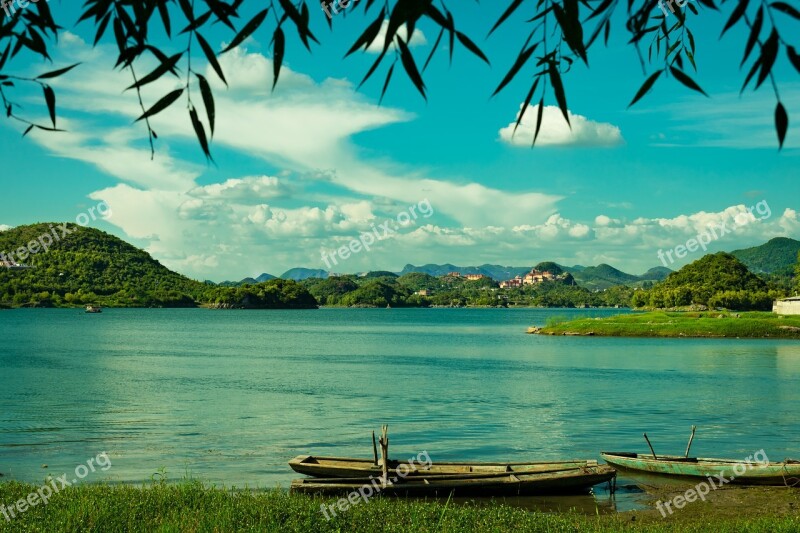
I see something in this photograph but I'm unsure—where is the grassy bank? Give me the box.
[1,481,799,532]
[534,311,800,338]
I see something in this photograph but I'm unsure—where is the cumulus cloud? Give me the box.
[499,105,624,147]
[0,225,11,232]
[366,21,427,53]
[188,176,290,203]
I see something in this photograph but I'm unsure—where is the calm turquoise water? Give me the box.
[1,308,799,492]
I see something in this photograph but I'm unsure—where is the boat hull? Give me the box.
[290,465,616,497]
[288,455,597,479]
[601,452,800,486]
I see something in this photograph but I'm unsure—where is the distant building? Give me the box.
[499,276,524,289]
[414,289,432,296]
[0,259,31,270]
[446,272,462,278]
[465,274,487,281]
[773,297,800,315]
[523,269,555,285]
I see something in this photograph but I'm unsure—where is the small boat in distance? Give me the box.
[290,465,617,497]
[289,455,600,479]
[85,305,102,313]
[601,452,800,486]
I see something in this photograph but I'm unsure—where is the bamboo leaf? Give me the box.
[136,88,184,122]
[196,74,215,136]
[669,66,708,96]
[514,77,540,136]
[548,65,570,126]
[42,85,56,127]
[222,8,269,53]
[533,96,545,146]
[379,62,395,104]
[488,0,523,37]
[125,53,182,90]
[775,101,788,149]
[741,6,763,66]
[195,33,227,86]
[629,70,663,107]
[272,27,285,90]
[492,44,537,97]
[721,0,749,36]
[455,31,490,65]
[189,106,212,161]
[396,35,426,100]
[755,29,779,89]
[770,1,800,19]
[36,63,80,79]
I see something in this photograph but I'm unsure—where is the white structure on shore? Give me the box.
[773,297,800,315]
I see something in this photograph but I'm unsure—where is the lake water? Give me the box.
[1,308,799,505]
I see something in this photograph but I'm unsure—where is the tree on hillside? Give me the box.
[0,0,796,162]
[795,251,800,294]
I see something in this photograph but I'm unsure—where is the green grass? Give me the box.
[536,311,800,339]
[1,481,799,532]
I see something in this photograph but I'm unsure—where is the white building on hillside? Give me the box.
[773,297,800,315]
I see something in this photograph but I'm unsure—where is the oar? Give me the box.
[643,433,657,460]
[684,425,697,458]
[372,430,378,466]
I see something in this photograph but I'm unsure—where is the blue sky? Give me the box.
[0,1,798,280]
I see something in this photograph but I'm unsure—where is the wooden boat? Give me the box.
[85,305,102,313]
[288,455,599,479]
[290,465,616,497]
[601,452,800,486]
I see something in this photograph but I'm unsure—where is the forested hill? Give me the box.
[631,253,780,311]
[0,224,317,309]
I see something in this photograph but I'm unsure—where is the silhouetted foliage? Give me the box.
[0,0,796,161]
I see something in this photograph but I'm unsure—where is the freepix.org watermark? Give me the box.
[320,451,432,520]
[320,0,359,19]
[655,449,769,518]
[320,200,433,270]
[657,200,771,267]
[1,0,49,20]
[0,201,111,266]
[1,452,112,522]
[657,0,695,17]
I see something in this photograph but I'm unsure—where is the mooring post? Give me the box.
[643,432,657,460]
[379,424,389,485]
[684,425,697,458]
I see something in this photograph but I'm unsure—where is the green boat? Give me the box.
[601,452,800,486]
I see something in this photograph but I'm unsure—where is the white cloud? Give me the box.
[188,175,290,203]
[499,104,624,147]
[15,33,797,280]
[366,21,427,53]
[0,225,11,232]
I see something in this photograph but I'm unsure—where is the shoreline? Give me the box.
[0,481,797,532]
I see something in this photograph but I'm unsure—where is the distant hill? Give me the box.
[0,224,317,309]
[400,264,533,280]
[571,264,639,290]
[640,266,672,281]
[256,272,276,282]
[280,268,329,281]
[731,237,800,275]
[399,262,668,290]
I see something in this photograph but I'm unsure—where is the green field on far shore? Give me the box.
[534,311,800,339]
